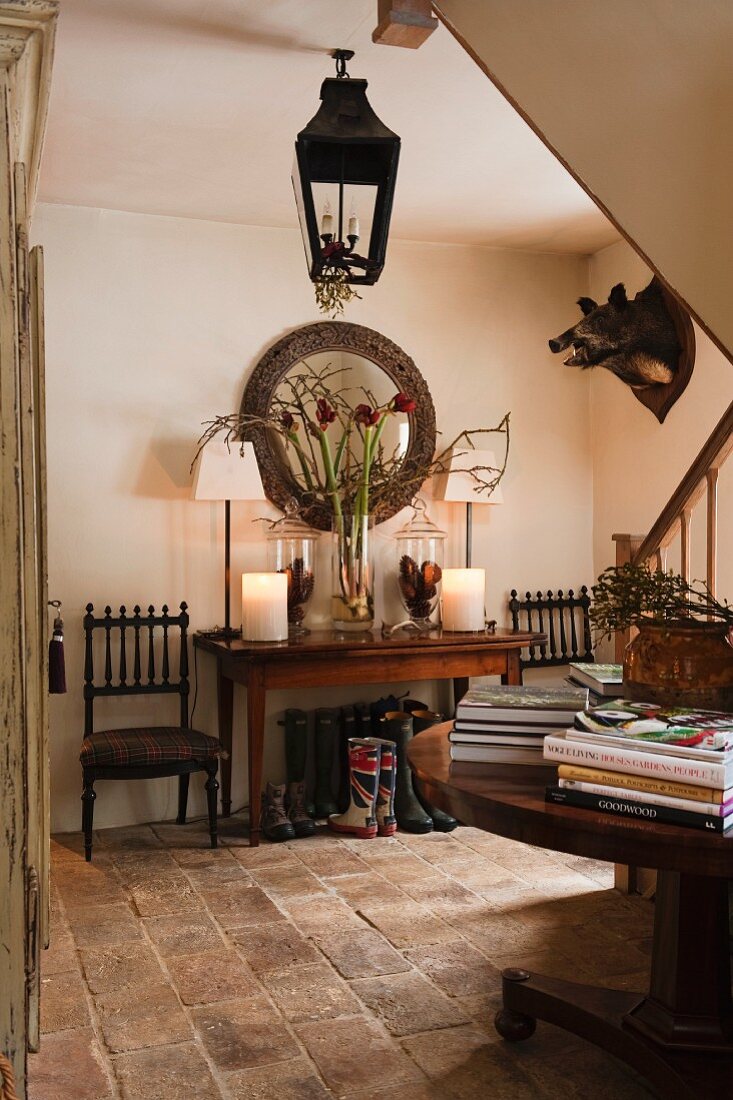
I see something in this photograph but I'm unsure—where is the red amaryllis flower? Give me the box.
[316,398,336,429]
[392,392,417,414]
[280,411,296,431]
[354,403,381,427]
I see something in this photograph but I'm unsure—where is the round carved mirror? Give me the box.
[242,322,436,530]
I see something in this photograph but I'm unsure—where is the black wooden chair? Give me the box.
[80,601,221,861]
[509,586,593,674]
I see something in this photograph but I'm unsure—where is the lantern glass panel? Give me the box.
[311,181,377,251]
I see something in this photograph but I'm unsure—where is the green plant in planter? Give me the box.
[590,563,733,641]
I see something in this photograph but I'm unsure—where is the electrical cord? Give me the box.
[190,643,199,726]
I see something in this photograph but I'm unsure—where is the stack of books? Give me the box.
[450,685,589,764]
[544,700,733,833]
[567,662,623,701]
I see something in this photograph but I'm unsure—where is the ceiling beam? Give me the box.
[372,1,438,48]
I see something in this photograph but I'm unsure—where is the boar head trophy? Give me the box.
[549,276,695,423]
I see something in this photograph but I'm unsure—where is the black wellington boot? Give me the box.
[403,698,429,715]
[314,707,339,818]
[282,708,314,816]
[380,711,433,834]
[337,706,357,814]
[369,694,403,735]
[411,710,458,832]
[353,702,371,739]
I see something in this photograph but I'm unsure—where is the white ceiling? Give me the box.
[39,0,619,253]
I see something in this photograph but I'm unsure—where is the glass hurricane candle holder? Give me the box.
[394,499,446,626]
[267,510,318,635]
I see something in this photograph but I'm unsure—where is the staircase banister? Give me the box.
[632,399,733,566]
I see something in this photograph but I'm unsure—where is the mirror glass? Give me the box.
[271,350,410,492]
[242,322,436,531]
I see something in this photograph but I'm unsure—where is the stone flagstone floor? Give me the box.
[29,816,657,1099]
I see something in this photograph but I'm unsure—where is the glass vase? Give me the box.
[394,499,446,625]
[267,512,318,635]
[331,514,375,632]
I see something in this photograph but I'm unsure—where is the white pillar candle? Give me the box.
[348,211,360,237]
[441,568,486,632]
[241,573,288,642]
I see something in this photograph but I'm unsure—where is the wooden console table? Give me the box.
[408,724,733,1100]
[193,627,543,846]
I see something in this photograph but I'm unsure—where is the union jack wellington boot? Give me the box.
[364,737,397,836]
[328,739,380,839]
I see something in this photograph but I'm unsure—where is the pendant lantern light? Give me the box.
[293,49,400,286]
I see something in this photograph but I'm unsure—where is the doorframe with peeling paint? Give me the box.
[0,3,57,1094]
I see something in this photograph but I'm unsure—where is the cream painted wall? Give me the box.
[434,0,733,368]
[589,240,733,626]
[36,202,592,832]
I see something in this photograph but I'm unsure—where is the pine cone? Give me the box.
[398,555,441,620]
[281,557,315,625]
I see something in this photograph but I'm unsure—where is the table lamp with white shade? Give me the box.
[432,448,504,568]
[192,440,266,637]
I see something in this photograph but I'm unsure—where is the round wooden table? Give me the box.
[408,724,733,1100]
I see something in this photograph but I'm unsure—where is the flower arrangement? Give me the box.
[590,563,733,640]
[196,361,509,628]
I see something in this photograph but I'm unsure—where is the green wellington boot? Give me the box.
[328,738,380,839]
[380,711,433,834]
[314,707,339,819]
[411,710,458,832]
[364,737,397,836]
[282,708,314,817]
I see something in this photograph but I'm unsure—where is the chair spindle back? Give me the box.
[509,587,593,671]
[83,602,190,735]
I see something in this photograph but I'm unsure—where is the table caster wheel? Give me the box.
[495,1007,536,1042]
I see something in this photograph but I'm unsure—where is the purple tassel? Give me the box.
[49,610,66,694]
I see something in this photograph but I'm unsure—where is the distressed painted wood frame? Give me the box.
[0,2,57,1092]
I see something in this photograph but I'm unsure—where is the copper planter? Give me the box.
[623,620,733,711]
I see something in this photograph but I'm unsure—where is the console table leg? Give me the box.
[453,677,469,710]
[502,649,522,686]
[246,663,266,847]
[216,663,233,818]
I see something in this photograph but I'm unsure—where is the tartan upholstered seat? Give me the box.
[80,727,221,768]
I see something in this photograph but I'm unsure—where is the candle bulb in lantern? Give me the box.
[348,209,360,238]
[241,573,288,642]
[321,202,333,237]
[441,568,486,632]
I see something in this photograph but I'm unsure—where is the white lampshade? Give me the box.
[432,448,504,505]
[191,441,266,502]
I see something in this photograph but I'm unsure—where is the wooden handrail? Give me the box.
[632,398,733,566]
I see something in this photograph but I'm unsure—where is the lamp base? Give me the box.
[199,625,242,640]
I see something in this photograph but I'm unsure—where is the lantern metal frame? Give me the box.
[293,49,400,286]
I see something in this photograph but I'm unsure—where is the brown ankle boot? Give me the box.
[261,782,296,843]
[288,780,316,839]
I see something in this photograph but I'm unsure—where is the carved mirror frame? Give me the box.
[241,322,436,530]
